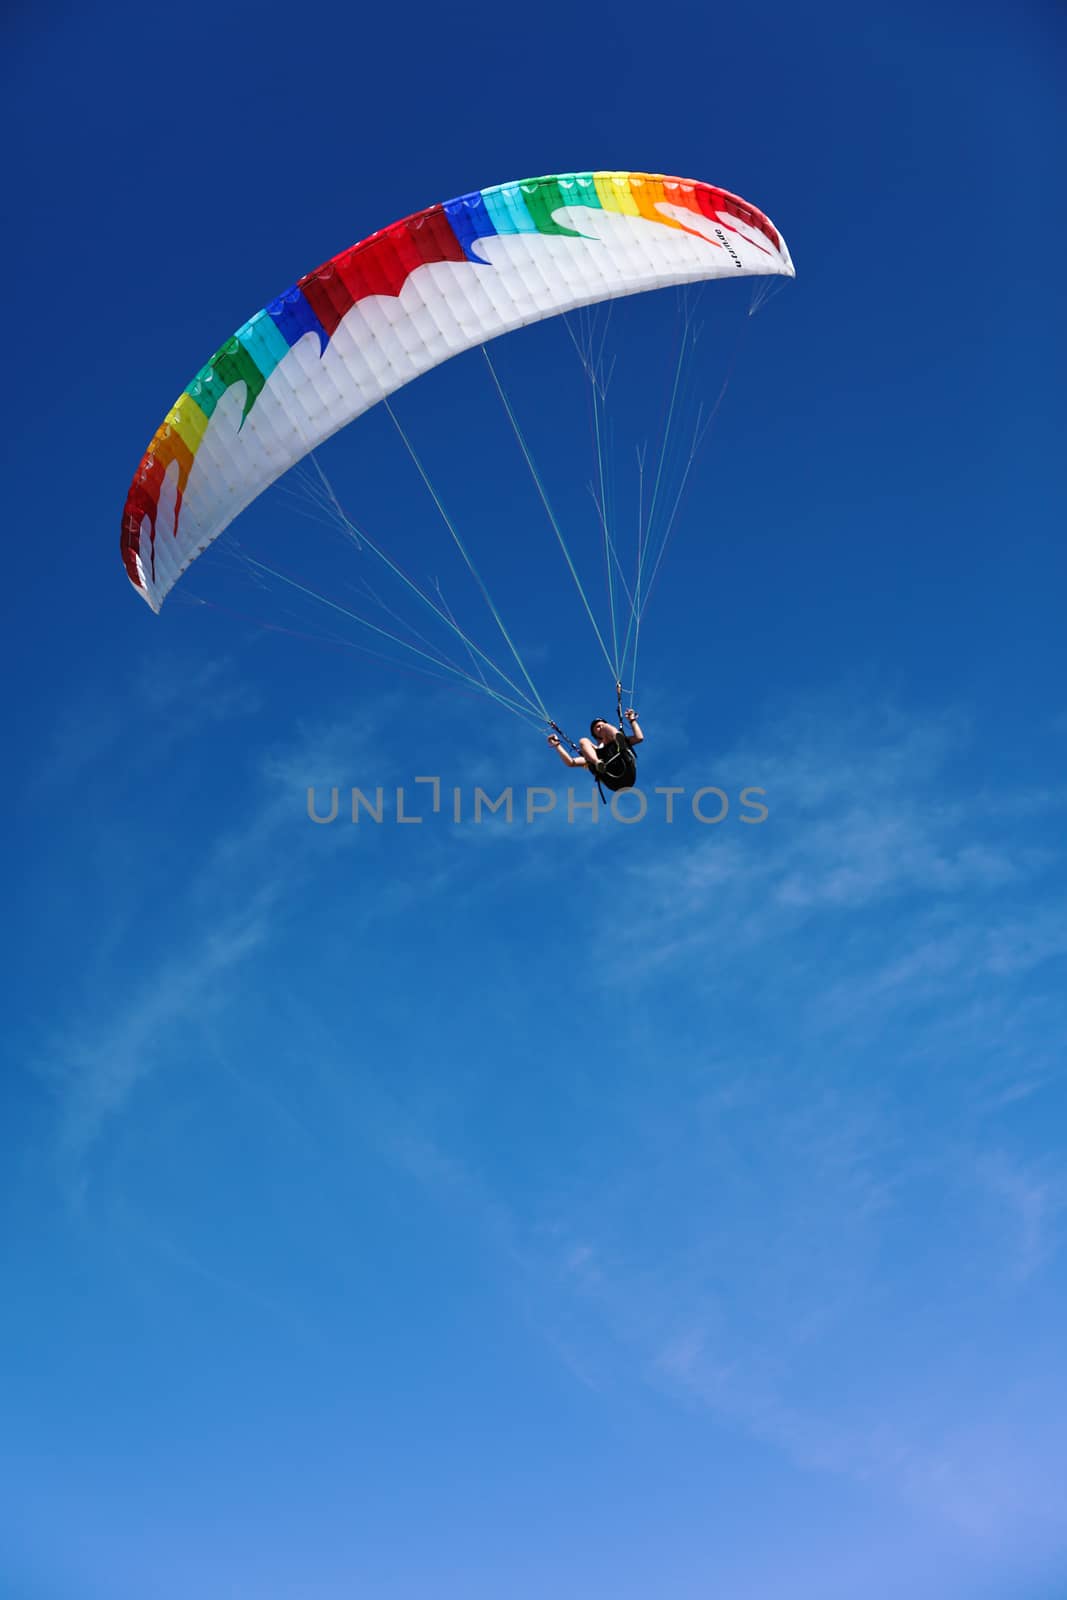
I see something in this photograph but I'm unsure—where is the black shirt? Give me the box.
[594,734,637,786]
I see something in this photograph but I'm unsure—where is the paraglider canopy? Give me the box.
[120,169,794,614]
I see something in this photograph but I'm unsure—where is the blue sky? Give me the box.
[4,3,1067,1597]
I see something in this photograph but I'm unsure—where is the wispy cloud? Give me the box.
[46,900,272,1198]
[975,1151,1063,1284]
[30,700,389,1199]
[31,650,261,796]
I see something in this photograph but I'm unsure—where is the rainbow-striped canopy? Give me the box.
[121,170,794,611]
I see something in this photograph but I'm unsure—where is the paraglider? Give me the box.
[548,687,643,799]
